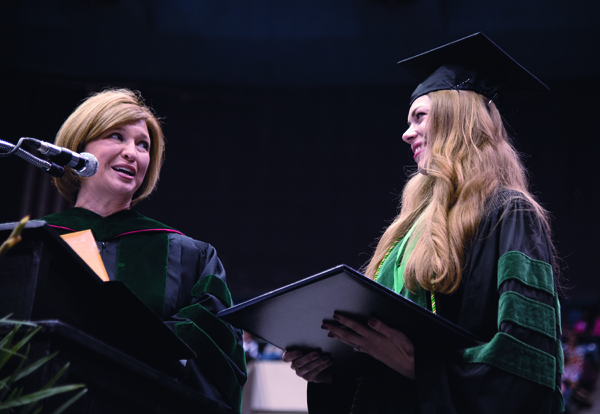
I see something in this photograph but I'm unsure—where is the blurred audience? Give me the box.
[562,305,600,413]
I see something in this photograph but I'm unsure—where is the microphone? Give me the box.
[0,139,65,177]
[24,138,98,177]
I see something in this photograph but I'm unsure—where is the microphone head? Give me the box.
[76,152,98,177]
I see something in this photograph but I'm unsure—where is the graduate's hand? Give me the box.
[282,349,333,383]
[322,314,415,379]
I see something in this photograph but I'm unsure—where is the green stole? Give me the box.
[41,207,180,318]
[376,221,429,309]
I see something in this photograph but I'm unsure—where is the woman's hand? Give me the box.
[282,349,334,383]
[323,314,415,379]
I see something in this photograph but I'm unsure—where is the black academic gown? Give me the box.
[308,189,564,414]
[41,208,247,413]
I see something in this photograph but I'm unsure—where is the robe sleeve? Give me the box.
[415,195,564,414]
[164,241,247,413]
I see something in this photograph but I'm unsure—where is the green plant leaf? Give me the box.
[15,352,59,382]
[20,393,44,414]
[0,325,20,368]
[0,319,86,414]
[0,344,29,401]
[0,315,37,328]
[40,362,68,391]
[0,348,30,374]
[0,386,19,413]
[0,324,17,348]
[0,376,11,398]
[0,345,29,401]
[49,388,87,414]
[19,359,67,414]
[0,385,85,409]
[0,326,40,372]
[5,387,18,401]
[10,327,41,356]
[0,216,29,259]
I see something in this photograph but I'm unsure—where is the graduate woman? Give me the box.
[40,89,247,412]
[283,33,564,414]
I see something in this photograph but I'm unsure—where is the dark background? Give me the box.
[1,0,599,309]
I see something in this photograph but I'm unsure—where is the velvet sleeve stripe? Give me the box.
[555,339,564,375]
[553,386,565,414]
[462,332,556,389]
[116,232,169,318]
[497,251,554,295]
[191,275,233,308]
[175,321,244,412]
[178,303,246,368]
[498,291,556,339]
[554,294,562,336]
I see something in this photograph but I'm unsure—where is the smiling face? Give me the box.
[402,95,431,174]
[77,120,151,207]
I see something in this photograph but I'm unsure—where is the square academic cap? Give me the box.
[398,32,549,106]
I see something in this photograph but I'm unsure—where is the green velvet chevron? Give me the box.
[553,385,565,414]
[463,332,556,389]
[464,250,562,391]
[497,251,554,294]
[191,274,233,308]
[175,322,244,412]
[555,339,564,375]
[116,231,169,317]
[178,302,246,369]
[498,291,556,339]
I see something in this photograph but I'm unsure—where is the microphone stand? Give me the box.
[0,138,64,177]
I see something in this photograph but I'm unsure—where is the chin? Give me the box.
[110,186,138,200]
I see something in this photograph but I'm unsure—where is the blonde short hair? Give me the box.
[52,88,165,205]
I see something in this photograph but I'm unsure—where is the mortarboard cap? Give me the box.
[398,32,549,106]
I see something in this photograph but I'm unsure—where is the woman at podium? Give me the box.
[284,33,563,413]
[41,88,246,412]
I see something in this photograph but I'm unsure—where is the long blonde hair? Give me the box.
[52,88,165,206]
[364,90,551,294]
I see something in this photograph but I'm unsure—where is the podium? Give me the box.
[0,221,236,414]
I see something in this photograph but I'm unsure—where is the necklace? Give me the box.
[374,237,437,315]
[373,239,401,281]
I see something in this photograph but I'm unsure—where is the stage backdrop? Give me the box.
[1,0,598,304]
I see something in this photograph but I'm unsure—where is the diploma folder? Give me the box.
[218,264,479,368]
